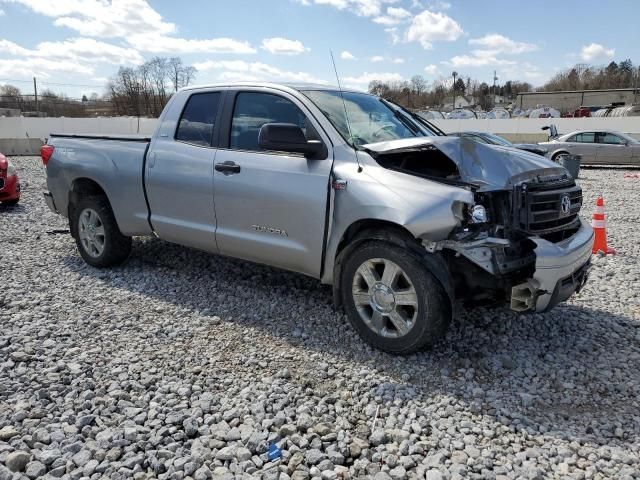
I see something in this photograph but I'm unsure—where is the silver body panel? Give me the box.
[45,138,152,236]
[532,218,594,311]
[211,86,335,277]
[44,82,592,313]
[145,90,220,252]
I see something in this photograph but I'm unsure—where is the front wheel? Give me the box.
[71,195,132,267]
[551,151,568,162]
[340,241,451,354]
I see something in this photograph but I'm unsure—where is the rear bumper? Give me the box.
[43,191,58,214]
[530,217,594,311]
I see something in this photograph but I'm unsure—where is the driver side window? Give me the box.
[598,132,625,144]
[230,92,317,152]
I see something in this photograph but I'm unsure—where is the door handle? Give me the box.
[215,161,241,175]
[148,151,156,168]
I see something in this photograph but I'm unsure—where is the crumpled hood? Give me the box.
[363,136,568,191]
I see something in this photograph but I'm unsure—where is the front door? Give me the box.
[146,90,222,251]
[213,89,333,277]
[595,132,633,165]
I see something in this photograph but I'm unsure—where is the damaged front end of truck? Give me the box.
[362,137,594,313]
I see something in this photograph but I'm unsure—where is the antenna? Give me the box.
[330,51,362,172]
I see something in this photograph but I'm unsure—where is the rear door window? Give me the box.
[175,92,221,147]
[572,132,595,143]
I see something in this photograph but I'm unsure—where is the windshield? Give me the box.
[303,90,424,148]
[481,133,513,147]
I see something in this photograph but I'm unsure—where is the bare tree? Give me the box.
[168,57,197,92]
[540,59,635,92]
[107,56,197,117]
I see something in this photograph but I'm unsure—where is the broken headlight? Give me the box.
[469,204,487,223]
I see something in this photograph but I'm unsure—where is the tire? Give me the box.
[340,240,451,354]
[552,151,568,162]
[1,198,19,206]
[70,195,132,267]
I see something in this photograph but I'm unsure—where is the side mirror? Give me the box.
[258,123,324,157]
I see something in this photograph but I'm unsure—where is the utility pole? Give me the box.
[493,71,498,107]
[33,77,39,115]
[451,71,458,111]
[634,66,639,104]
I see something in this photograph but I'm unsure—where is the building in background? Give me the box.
[442,95,477,111]
[515,88,639,113]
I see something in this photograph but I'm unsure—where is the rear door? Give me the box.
[212,88,333,277]
[145,90,223,251]
[563,132,597,163]
[595,132,633,165]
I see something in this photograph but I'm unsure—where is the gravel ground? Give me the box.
[1,157,639,480]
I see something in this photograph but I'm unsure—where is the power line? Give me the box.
[41,80,105,88]
[0,78,105,88]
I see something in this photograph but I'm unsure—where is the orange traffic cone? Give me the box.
[591,195,615,255]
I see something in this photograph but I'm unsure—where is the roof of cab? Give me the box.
[179,81,363,94]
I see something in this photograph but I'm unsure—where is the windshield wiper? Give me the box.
[379,99,421,135]
[390,102,446,136]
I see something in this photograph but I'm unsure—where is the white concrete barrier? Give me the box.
[432,117,640,142]
[0,116,158,140]
[1,116,640,154]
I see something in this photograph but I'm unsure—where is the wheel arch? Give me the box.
[68,177,115,232]
[331,218,454,310]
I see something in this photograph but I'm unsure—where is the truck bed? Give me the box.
[50,133,151,142]
[46,134,152,236]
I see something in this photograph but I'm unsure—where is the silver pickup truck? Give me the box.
[42,82,594,354]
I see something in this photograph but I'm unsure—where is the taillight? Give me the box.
[41,145,54,166]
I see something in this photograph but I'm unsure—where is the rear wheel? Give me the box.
[1,198,19,206]
[71,195,131,267]
[340,240,451,354]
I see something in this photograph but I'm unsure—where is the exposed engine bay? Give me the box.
[364,138,588,312]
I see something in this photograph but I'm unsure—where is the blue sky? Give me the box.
[0,0,638,99]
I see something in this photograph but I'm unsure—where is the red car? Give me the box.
[0,153,20,206]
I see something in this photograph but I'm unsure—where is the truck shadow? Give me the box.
[62,236,640,448]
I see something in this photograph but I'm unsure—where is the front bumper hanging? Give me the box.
[512,217,594,312]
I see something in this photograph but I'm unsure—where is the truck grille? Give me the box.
[513,176,582,241]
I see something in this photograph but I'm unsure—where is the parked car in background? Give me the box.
[0,153,20,206]
[486,108,511,119]
[449,131,548,156]
[447,108,477,119]
[529,106,561,118]
[42,82,593,354]
[540,129,640,164]
[573,107,592,118]
[416,110,446,120]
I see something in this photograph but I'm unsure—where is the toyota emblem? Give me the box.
[560,194,571,216]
